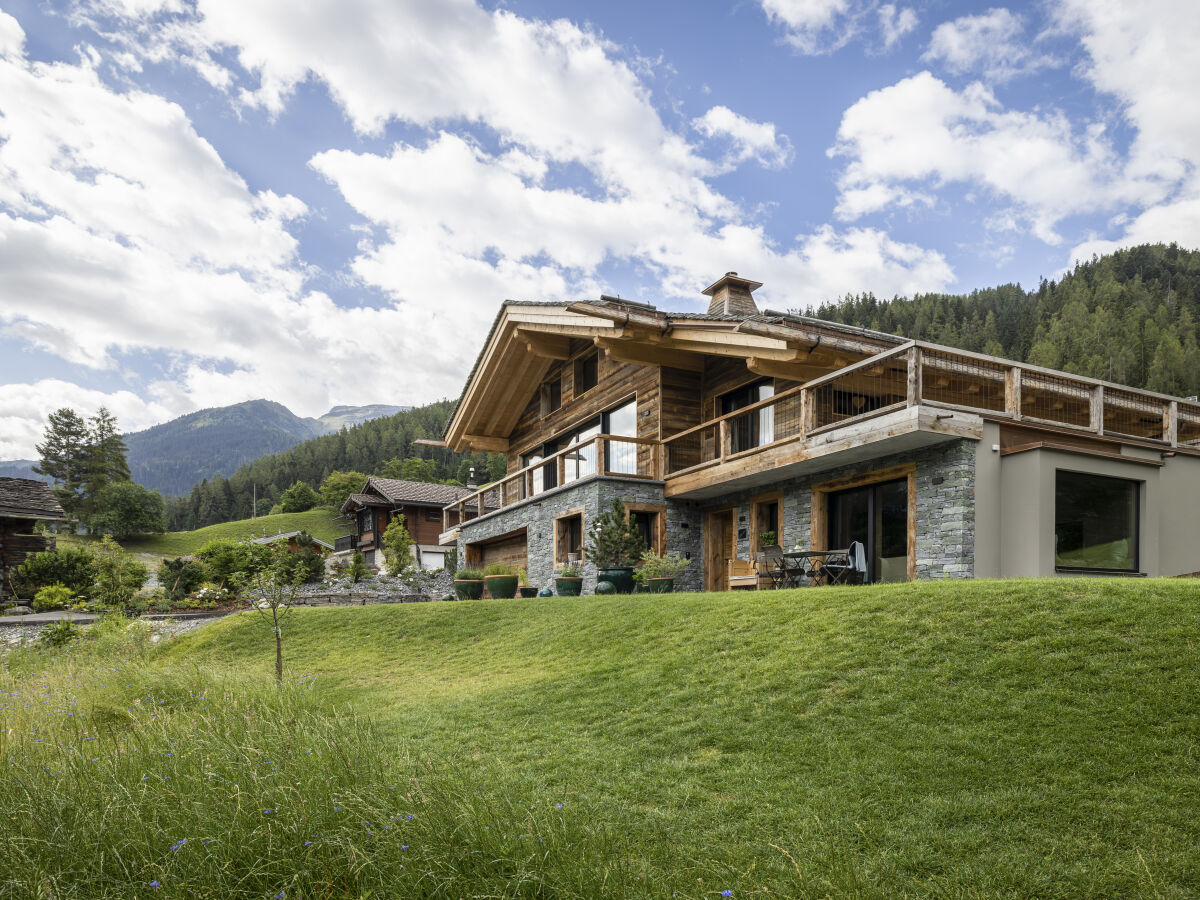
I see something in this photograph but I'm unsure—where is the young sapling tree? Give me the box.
[239,543,306,683]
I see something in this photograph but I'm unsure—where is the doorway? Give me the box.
[827,478,909,583]
[704,509,735,591]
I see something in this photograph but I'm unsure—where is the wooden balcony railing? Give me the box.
[443,433,659,530]
[662,340,1199,480]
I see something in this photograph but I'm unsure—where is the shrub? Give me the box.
[277,534,325,584]
[634,549,690,582]
[557,564,582,578]
[91,536,149,609]
[382,515,415,576]
[347,551,368,584]
[32,583,73,612]
[38,618,80,648]
[759,530,778,548]
[195,539,271,595]
[157,557,206,602]
[279,481,320,513]
[11,547,95,599]
[484,563,515,576]
[454,567,484,581]
[585,499,645,568]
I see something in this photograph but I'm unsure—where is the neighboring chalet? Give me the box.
[434,272,1200,592]
[339,477,485,570]
[0,477,66,601]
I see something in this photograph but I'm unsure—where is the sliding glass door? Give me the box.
[827,478,908,582]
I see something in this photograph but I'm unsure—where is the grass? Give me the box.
[4,579,1200,897]
[60,508,344,559]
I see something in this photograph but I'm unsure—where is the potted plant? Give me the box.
[517,568,538,598]
[555,563,583,597]
[453,566,485,600]
[759,530,779,548]
[634,549,690,593]
[483,563,519,599]
[585,498,646,594]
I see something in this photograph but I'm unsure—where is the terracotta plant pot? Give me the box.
[643,576,674,594]
[518,587,538,598]
[484,574,519,599]
[453,579,484,601]
[596,566,635,594]
[555,576,583,597]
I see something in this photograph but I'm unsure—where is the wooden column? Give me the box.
[1005,366,1022,420]
[906,346,923,407]
[1166,401,1179,446]
[1091,385,1105,434]
[718,419,730,461]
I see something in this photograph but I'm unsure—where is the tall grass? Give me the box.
[0,627,632,899]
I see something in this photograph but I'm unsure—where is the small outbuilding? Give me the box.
[0,477,66,600]
[250,530,334,555]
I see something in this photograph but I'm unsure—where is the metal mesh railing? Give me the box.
[1176,402,1200,446]
[664,422,719,475]
[810,352,908,430]
[921,350,1007,413]
[1103,388,1166,440]
[1020,372,1092,428]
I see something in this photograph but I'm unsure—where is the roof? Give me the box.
[250,531,334,550]
[340,478,481,514]
[0,477,66,520]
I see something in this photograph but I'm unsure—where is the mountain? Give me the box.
[317,404,409,431]
[0,460,47,483]
[122,400,407,497]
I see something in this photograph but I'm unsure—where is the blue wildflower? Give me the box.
[722,892,733,897]
[149,881,161,888]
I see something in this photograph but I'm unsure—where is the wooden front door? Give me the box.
[704,509,734,591]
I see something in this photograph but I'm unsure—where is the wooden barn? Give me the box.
[0,477,66,600]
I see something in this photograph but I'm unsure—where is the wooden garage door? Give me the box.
[474,531,528,573]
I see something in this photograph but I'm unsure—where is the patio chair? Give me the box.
[819,541,866,586]
[754,546,786,589]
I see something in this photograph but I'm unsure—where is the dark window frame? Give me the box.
[1053,470,1141,574]
[574,352,599,397]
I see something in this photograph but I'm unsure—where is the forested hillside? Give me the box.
[165,401,502,530]
[810,243,1200,398]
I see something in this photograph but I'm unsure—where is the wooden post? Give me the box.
[655,441,665,480]
[1166,400,1179,446]
[799,389,810,439]
[718,419,729,461]
[1091,385,1105,434]
[597,436,608,477]
[557,454,566,486]
[1005,366,1022,420]
[906,346,922,407]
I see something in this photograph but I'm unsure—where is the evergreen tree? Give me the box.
[33,408,90,519]
[80,407,131,525]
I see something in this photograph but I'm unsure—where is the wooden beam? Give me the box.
[594,337,704,372]
[745,357,828,381]
[463,434,510,453]
[516,328,570,360]
[413,438,447,448]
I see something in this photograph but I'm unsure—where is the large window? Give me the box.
[522,399,639,495]
[720,379,774,454]
[1055,471,1139,572]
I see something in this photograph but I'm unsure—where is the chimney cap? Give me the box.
[701,272,763,296]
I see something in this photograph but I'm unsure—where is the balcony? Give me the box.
[442,433,659,536]
[661,341,1200,499]
[333,534,357,553]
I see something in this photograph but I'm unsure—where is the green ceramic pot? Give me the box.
[453,579,484,601]
[555,577,583,597]
[643,577,674,594]
[596,566,635,594]
[518,587,539,598]
[484,575,519,599]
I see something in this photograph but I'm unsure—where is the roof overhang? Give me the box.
[443,299,901,453]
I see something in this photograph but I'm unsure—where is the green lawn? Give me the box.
[4,579,1200,897]
[61,508,346,558]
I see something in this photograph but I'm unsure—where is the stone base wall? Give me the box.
[457,440,976,594]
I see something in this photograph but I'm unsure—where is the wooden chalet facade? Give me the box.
[339,477,481,570]
[436,273,1200,592]
[0,477,66,601]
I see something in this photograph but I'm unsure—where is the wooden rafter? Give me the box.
[516,328,570,360]
[594,337,704,372]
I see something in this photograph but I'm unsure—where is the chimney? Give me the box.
[466,466,478,489]
[702,272,762,317]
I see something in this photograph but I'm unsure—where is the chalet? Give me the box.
[0,477,66,600]
[339,477,486,570]
[435,272,1200,592]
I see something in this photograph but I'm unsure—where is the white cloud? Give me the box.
[923,8,1057,82]
[830,72,1155,243]
[0,10,25,59]
[759,0,914,54]
[693,106,794,171]
[878,4,918,49]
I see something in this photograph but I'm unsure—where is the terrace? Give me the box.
[442,340,1200,530]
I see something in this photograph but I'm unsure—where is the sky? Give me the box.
[2,0,1199,460]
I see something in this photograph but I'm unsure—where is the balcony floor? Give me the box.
[664,405,984,500]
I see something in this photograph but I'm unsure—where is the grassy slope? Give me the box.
[159,578,1200,896]
[62,508,344,557]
